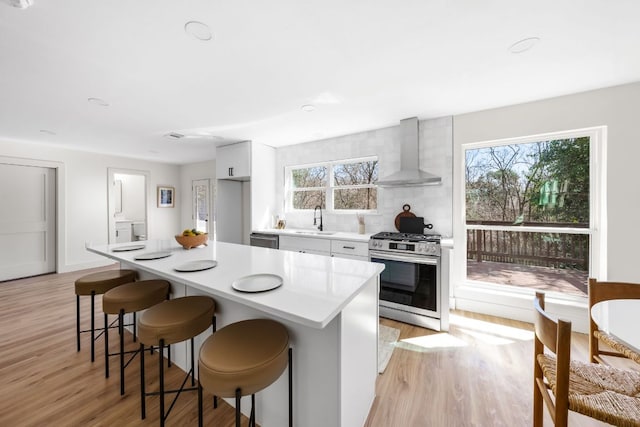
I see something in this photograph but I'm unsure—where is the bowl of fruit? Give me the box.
[175,229,208,249]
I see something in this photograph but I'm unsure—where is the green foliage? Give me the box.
[465,137,589,225]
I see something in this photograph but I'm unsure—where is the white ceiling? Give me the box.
[1,0,640,164]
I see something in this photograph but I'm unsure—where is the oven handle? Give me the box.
[369,250,439,265]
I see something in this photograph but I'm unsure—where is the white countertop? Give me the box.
[253,228,372,242]
[88,239,384,329]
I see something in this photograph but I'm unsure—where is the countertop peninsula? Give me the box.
[89,239,383,329]
[87,238,383,427]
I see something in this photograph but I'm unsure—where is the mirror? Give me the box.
[108,168,149,244]
[114,180,122,214]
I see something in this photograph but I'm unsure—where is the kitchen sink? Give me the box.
[294,230,336,236]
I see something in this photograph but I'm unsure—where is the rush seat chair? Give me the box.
[588,277,640,365]
[533,292,640,427]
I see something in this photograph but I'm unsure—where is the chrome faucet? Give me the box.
[313,205,323,231]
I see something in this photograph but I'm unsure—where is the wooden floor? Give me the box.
[1,267,633,426]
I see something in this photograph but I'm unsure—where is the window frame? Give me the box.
[285,156,379,213]
[458,126,606,303]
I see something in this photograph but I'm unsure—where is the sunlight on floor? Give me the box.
[450,313,534,342]
[395,313,535,353]
[396,333,468,352]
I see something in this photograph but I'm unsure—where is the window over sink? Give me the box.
[286,157,379,212]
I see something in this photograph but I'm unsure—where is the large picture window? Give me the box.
[464,129,602,298]
[287,158,378,211]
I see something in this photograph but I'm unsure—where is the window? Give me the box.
[463,129,602,298]
[287,157,378,211]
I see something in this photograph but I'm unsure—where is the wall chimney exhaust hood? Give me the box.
[376,117,441,187]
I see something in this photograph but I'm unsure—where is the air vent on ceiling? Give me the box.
[165,132,185,139]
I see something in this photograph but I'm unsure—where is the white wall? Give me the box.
[0,139,182,272]
[275,117,453,236]
[452,81,640,332]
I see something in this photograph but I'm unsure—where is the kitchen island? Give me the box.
[88,239,384,427]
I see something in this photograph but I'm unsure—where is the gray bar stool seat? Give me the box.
[74,269,137,362]
[197,318,292,427]
[102,279,171,395]
[137,295,216,427]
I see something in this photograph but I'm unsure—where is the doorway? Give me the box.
[192,179,211,234]
[108,168,149,244]
[0,163,56,281]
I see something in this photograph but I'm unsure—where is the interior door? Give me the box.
[0,164,56,281]
[192,179,210,233]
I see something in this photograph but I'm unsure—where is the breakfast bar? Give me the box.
[88,239,384,427]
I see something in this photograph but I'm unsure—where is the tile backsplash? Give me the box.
[275,116,453,237]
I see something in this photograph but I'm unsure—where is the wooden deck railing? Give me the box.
[466,221,589,271]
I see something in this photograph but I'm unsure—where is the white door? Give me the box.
[0,164,56,281]
[192,179,210,233]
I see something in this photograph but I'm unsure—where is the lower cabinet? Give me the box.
[279,236,330,256]
[279,235,369,261]
[330,240,369,261]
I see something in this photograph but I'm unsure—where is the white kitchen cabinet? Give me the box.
[216,141,251,180]
[279,235,331,256]
[115,221,132,243]
[279,235,370,260]
[330,240,369,261]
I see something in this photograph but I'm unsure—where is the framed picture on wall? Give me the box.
[157,186,175,208]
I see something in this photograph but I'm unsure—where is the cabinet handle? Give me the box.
[229,167,234,177]
[343,246,355,250]
[116,230,119,237]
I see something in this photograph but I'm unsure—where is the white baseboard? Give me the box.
[58,259,117,274]
[453,286,589,334]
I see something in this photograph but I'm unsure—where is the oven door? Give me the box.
[370,250,439,317]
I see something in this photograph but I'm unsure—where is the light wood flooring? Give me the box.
[1,266,634,426]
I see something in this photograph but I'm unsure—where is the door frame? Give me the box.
[107,168,150,244]
[0,156,65,274]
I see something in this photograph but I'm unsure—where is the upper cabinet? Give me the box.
[216,141,251,180]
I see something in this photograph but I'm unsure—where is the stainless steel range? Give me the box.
[369,232,449,331]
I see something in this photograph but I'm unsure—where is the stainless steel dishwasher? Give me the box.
[249,232,279,249]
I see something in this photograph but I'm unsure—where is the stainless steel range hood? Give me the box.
[377,117,441,187]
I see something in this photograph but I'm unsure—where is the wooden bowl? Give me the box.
[175,233,208,249]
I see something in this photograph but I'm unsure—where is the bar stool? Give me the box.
[102,279,171,395]
[137,295,216,426]
[75,269,138,362]
[197,318,292,427]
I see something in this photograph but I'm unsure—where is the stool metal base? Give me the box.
[141,316,216,427]
[104,310,139,395]
[77,292,130,362]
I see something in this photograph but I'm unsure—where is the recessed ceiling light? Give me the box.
[184,21,213,41]
[508,37,540,54]
[88,97,109,107]
[301,104,316,112]
[39,129,56,136]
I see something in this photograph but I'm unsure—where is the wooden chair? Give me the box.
[533,292,640,427]
[588,277,640,365]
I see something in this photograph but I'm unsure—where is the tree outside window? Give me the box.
[465,137,591,296]
[289,158,378,211]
